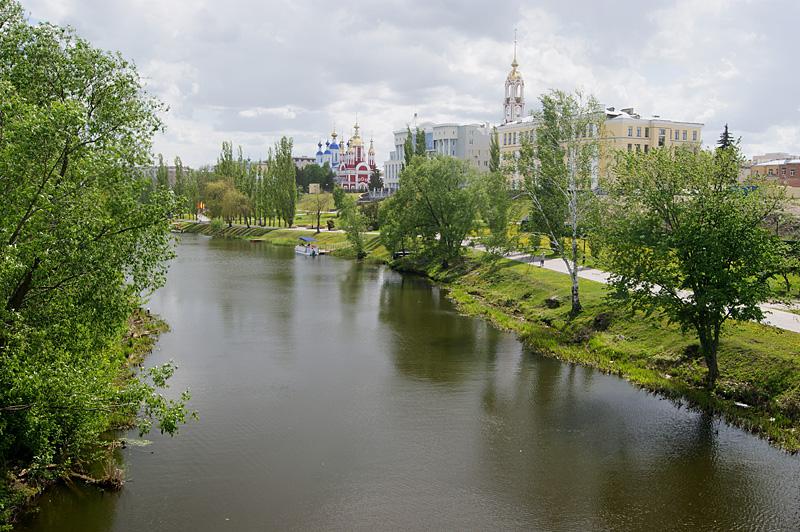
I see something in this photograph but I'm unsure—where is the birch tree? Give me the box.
[518,89,603,315]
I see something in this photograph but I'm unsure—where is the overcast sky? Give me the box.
[24,0,800,167]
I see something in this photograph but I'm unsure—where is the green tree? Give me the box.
[478,169,513,255]
[601,145,789,388]
[518,89,603,314]
[310,191,333,233]
[204,180,231,220]
[403,126,414,166]
[221,188,250,227]
[718,123,735,150]
[0,1,190,516]
[369,168,383,191]
[155,153,169,189]
[339,194,368,259]
[332,184,347,212]
[271,136,296,227]
[381,156,478,266]
[415,126,427,157]
[489,126,501,173]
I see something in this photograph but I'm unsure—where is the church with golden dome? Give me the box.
[334,122,376,191]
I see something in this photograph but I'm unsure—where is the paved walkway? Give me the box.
[503,250,800,334]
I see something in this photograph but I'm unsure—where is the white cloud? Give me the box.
[22,0,800,166]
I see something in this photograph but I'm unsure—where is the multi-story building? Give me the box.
[495,44,703,188]
[750,157,800,187]
[382,121,491,192]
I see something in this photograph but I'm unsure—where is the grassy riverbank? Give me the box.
[174,221,390,261]
[395,254,800,452]
[175,220,800,452]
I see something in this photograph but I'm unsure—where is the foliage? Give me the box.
[600,144,790,387]
[518,89,602,314]
[338,194,368,258]
[403,126,414,166]
[221,189,250,227]
[718,123,735,150]
[270,136,296,227]
[369,168,383,191]
[309,192,333,233]
[296,162,334,193]
[478,170,514,255]
[359,201,381,231]
[415,126,427,157]
[332,185,347,212]
[381,156,479,266]
[489,127,501,173]
[155,153,169,189]
[0,0,190,519]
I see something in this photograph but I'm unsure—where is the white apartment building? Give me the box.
[383,121,491,191]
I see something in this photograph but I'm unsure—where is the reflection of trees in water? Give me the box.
[378,276,495,384]
[595,412,767,530]
[338,261,368,317]
[477,353,791,530]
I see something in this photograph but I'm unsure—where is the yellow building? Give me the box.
[495,49,703,188]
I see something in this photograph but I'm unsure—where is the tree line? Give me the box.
[380,88,798,389]
[0,1,191,523]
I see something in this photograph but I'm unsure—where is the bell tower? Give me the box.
[503,30,525,124]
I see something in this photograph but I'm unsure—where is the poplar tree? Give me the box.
[403,126,414,166]
[489,127,501,173]
[415,126,427,157]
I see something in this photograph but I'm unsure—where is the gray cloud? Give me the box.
[24,0,800,166]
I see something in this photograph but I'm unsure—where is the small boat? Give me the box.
[295,236,319,256]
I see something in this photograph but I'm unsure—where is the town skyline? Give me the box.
[24,0,800,167]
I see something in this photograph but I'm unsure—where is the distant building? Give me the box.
[495,39,702,188]
[752,152,798,165]
[750,157,800,187]
[382,121,491,192]
[315,124,377,191]
[293,156,316,170]
[140,165,189,188]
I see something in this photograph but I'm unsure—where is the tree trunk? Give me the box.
[570,273,582,315]
[698,325,720,389]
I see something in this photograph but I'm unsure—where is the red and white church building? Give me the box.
[316,122,376,191]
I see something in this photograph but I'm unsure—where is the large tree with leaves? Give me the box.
[381,155,479,266]
[270,136,297,227]
[0,0,191,515]
[518,89,603,314]
[601,144,790,388]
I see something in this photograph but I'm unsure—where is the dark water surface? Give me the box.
[19,235,800,531]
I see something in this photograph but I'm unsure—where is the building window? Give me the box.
[636,127,641,137]
[512,132,517,145]
[692,130,697,141]
[791,169,795,176]
[659,128,665,136]
[645,127,649,138]
[768,169,773,176]
[658,134,665,147]
[782,168,786,175]
[627,143,632,152]
[627,127,633,137]
[644,145,649,153]
[674,130,679,140]
[682,130,687,140]
[503,133,507,146]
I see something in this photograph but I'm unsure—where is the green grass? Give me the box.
[396,253,800,452]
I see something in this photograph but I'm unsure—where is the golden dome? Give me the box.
[350,121,363,146]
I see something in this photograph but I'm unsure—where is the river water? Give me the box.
[18,235,800,531]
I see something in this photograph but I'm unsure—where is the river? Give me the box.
[18,234,800,531]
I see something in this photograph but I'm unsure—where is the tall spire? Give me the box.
[512,28,518,67]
